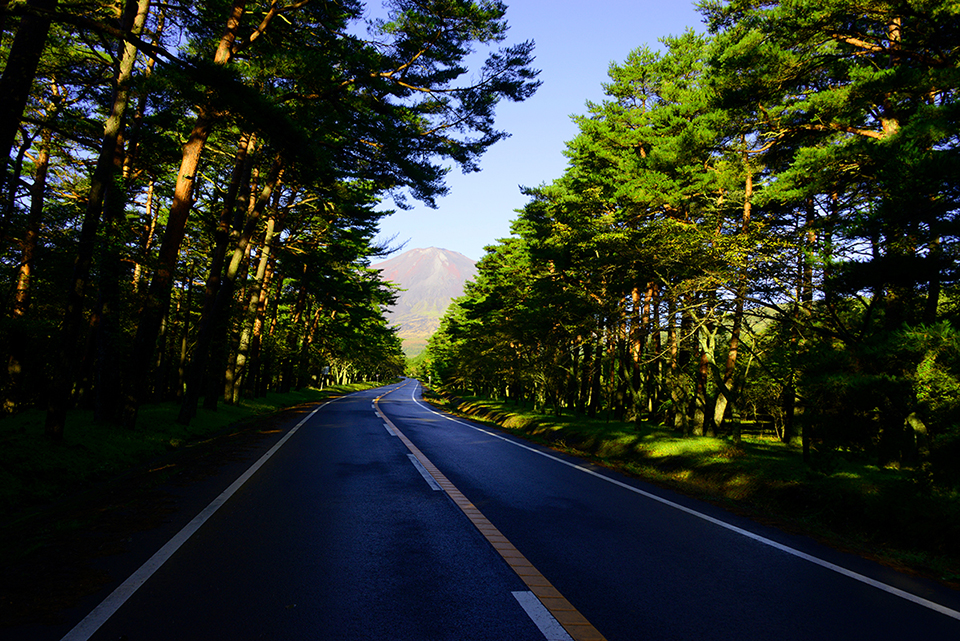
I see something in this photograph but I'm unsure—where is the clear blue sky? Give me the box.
[371,1,707,262]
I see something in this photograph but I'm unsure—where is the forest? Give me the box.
[0,0,539,438]
[421,0,960,483]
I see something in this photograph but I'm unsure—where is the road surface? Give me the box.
[32,380,960,640]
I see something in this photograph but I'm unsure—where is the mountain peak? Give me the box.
[373,247,477,355]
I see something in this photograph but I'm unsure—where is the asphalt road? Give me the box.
[31,380,960,640]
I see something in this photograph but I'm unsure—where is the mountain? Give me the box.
[373,247,477,355]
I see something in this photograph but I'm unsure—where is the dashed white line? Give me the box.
[513,591,574,641]
[378,388,606,640]
[406,453,442,490]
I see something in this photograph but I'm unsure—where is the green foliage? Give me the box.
[428,0,960,490]
[0,1,538,429]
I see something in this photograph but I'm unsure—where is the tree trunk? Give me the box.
[93,234,124,423]
[177,133,256,422]
[96,0,154,423]
[666,289,682,431]
[177,274,195,398]
[218,158,281,407]
[45,0,151,437]
[5,123,52,413]
[260,264,283,394]
[153,309,170,401]
[122,0,247,428]
[249,255,275,396]
[781,377,796,444]
[713,292,744,442]
[649,283,662,419]
[12,124,51,317]
[125,110,215,424]
[715,160,753,443]
[692,322,710,437]
[1,132,33,249]
[0,0,57,176]
[577,338,592,415]
[127,9,164,292]
[614,326,627,422]
[232,213,278,403]
[923,235,942,325]
[132,179,157,291]
[222,242,253,404]
[639,283,654,416]
[281,271,309,393]
[787,199,817,447]
[566,337,580,413]
[588,319,604,419]
[629,287,643,416]
[297,307,324,389]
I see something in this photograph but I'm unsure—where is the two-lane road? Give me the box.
[38,379,960,640]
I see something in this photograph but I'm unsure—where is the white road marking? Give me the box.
[513,591,574,641]
[60,397,344,641]
[407,453,442,490]
[384,421,397,436]
[402,383,960,622]
[379,386,608,640]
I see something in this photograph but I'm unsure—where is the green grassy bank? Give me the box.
[422,388,960,586]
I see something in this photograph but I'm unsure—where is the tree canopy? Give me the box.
[425,0,960,478]
[0,0,540,435]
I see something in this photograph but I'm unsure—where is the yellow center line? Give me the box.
[375,394,607,641]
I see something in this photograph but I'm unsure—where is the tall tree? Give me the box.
[701,0,960,462]
[44,0,152,438]
[0,0,58,180]
[122,0,539,428]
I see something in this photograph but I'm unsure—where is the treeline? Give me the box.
[424,1,960,478]
[0,0,539,437]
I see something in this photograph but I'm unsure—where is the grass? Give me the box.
[0,383,382,522]
[424,389,960,586]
